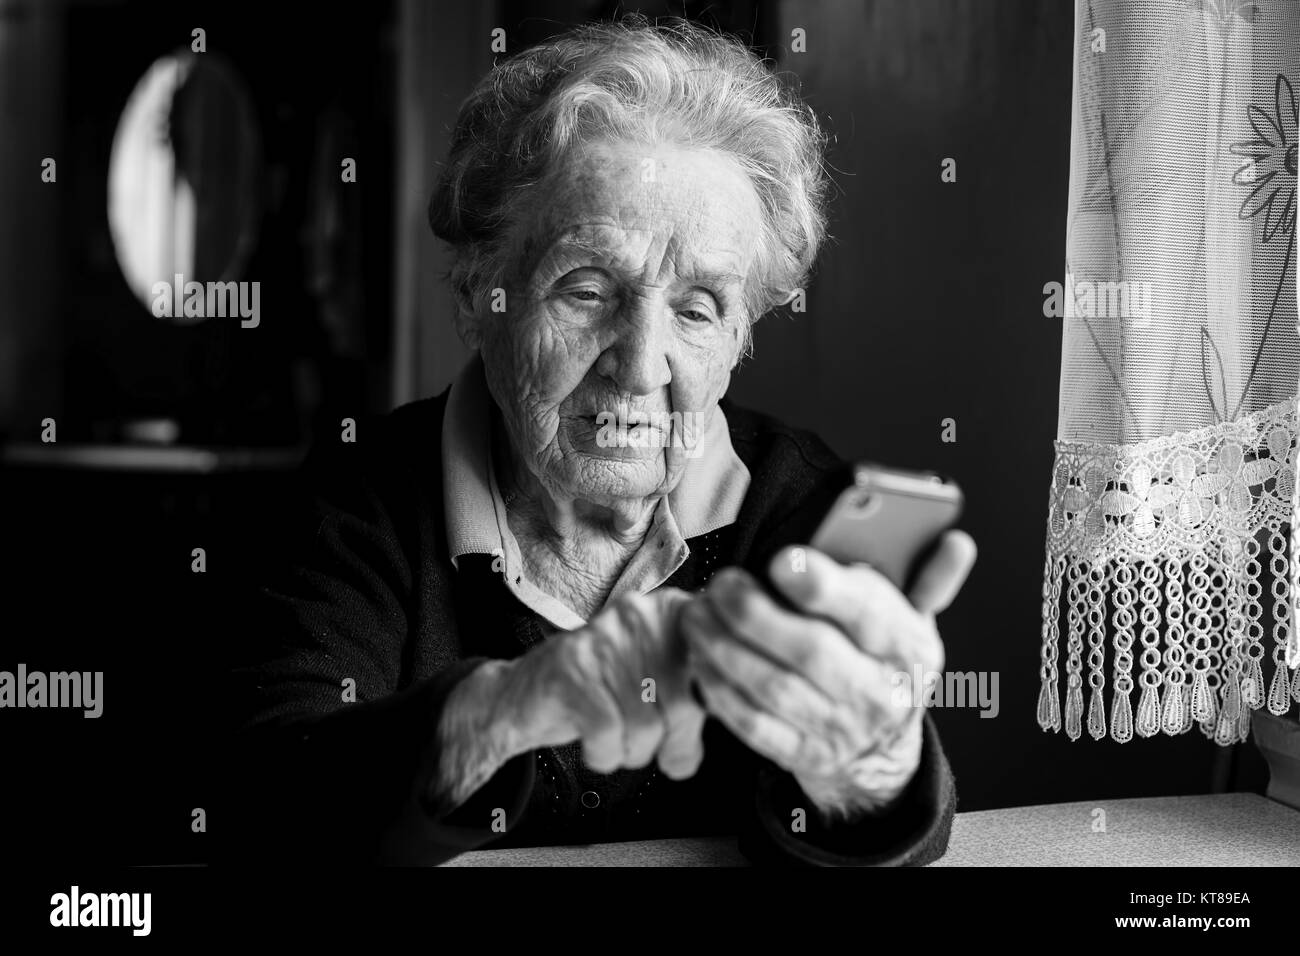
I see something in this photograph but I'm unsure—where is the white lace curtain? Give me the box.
[1042,0,1300,744]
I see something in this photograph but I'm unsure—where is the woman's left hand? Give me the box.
[679,531,976,819]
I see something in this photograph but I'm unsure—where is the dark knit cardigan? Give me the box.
[221,390,958,866]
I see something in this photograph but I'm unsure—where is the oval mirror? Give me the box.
[107,51,262,319]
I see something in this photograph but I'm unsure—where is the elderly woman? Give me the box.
[227,17,975,866]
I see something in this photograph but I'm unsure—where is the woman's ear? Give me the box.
[452,279,483,349]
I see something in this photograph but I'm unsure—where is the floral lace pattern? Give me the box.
[1041,399,1300,743]
[1045,0,1300,745]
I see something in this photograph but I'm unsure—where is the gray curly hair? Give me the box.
[427,16,829,345]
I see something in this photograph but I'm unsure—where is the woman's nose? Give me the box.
[596,302,672,395]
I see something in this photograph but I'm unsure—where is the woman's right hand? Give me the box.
[499,587,708,779]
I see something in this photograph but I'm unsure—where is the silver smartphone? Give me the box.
[809,462,964,590]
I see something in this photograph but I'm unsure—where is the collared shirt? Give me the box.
[441,353,751,630]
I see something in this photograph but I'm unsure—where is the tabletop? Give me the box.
[440,793,1300,866]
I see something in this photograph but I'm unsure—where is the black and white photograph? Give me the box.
[1,0,1297,940]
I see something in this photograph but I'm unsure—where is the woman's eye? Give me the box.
[678,307,715,324]
[552,267,612,305]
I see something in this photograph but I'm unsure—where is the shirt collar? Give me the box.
[441,352,750,566]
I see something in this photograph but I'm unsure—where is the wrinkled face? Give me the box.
[473,139,764,508]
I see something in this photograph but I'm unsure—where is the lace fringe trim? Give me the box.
[1041,399,1300,743]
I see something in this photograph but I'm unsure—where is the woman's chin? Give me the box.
[560,449,666,502]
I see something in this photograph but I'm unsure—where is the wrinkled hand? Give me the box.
[680,532,976,818]
[503,588,708,779]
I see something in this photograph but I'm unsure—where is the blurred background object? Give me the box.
[107,50,263,318]
[0,0,392,453]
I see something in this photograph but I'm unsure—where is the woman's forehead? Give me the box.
[553,141,757,213]
[532,223,750,283]
[519,143,762,271]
